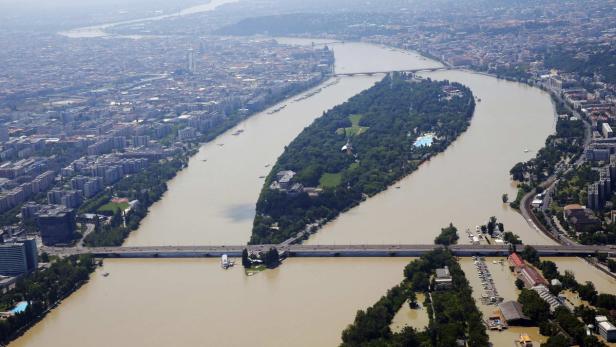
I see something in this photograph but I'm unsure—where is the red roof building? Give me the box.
[520,266,549,288]
[508,252,525,268]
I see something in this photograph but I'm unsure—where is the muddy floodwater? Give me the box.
[11,39,567,347]
[459,257,548,346]
[545,257,616,294]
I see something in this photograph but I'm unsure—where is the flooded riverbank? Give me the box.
[10,40,569,346]
[9,258,410,347]
[308,67,556,246]
[545,257,616,294]
[459,257,548,346]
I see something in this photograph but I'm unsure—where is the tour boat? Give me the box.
[221,254,230,269]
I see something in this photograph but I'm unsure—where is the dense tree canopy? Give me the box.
[434,223,459,246]
[0,255,96,344]
[341,249,489,347]
[251,74,474,244]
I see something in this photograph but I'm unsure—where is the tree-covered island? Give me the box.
[251,73,475,244]
[340,248,489,346]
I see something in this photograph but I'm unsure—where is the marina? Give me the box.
[473,256,503,306]
[460,257,548,346]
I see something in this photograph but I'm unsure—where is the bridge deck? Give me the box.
[43,244,616,258]
[334,67,449,76]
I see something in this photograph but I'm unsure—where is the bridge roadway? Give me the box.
[334,67,449,77]
[42,244,616,259]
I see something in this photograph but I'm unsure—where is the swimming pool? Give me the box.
[413,134,434,147]
[11,301,28,314]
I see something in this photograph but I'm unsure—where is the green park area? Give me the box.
[336,114,369,137]
[98,201,129,214]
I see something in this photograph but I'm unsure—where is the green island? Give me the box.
[251,73,475,244]
[340,248,489,347]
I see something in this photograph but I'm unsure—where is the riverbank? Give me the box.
[59,0,239,38]
[341,249,489,346]
[79,72,331,247]
[0,255,96,346]
[9,41,561,347]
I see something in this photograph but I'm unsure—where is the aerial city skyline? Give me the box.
[0,0,616,346]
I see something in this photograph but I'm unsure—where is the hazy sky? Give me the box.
[0,0,206,30]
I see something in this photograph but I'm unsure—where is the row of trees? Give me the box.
[510,116,585,186]
[0,255,96,344]
[519,288,608,347]
[341,248,489,346]
[252,75,475,244]
[82,154,189,246]
[517,247,615,346]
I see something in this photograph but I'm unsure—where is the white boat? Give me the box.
[524,148,529,153]
[221,254,230,269]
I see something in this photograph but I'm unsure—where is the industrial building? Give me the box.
[498,301,531,325]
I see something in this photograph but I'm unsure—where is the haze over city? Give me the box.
[0,0,615,346]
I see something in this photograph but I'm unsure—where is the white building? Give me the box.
[596,316,616,342]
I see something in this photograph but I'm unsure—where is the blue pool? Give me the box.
[413,134,434,147]
[10,301,28,314]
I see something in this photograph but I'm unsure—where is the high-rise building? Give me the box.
[603,123,614,139]
[37,206,76,246]
[187,49,197,74]
[609,161,616,189]
[0,239,37,276]
[588,183,600,210]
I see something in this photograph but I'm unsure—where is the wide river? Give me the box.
[11,40,614,347]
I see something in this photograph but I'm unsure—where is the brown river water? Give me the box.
[11,39,612,347]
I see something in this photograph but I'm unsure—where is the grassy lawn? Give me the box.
[336,114,369,137]
[98,201,129,214]
[319,172,343,189]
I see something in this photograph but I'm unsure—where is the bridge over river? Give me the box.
[42,244,616,259]
[334,67,449,77]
